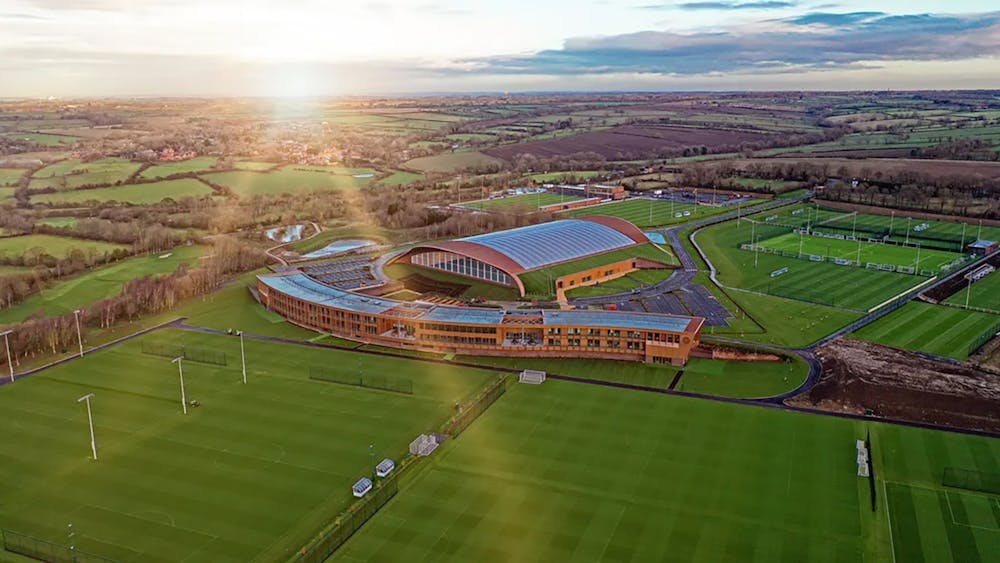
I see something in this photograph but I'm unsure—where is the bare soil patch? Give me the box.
[788,338,1000,432]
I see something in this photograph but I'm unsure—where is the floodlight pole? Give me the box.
[978,219,983,241]
[73,309,84,358]
[1,330,13,383]
[77,393,97,461]
[370,443,375,479]
[905,217,911,246]
[172,356,187,415]
[889,212,894,237]
[915,244,922,272]
[751,220,758,269]
[238,331,247,384]
[965,275,973,309]
[852,213,857,239]
[960,222,967,249]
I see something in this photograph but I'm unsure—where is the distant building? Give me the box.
[968,240,998,256]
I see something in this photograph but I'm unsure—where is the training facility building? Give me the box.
[390,216,663,297]
[256,272,704,364]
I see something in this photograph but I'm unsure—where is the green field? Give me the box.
[853,302,1000,360]
[564,268,673,298]
[465,192,583,212]
[0,168,26,186]
[528,170,601,182]
[945,270,1000,312]
[0,132,79,146]
[519,243,678,298]
[875,423,1000,563]
[756,232,963,274]
[378,171,424,186]
[29,159,142,190]
[679,356,809,398]
[0,246,204,325]
[138,157,219,179]
[32,178,214,205]
[201,169,369,197]
[566,198,749,228]
[698,219,928,311]
[403,152,503,173]
[231,161,278,171]
[333,380,869,563]
[0,234,127,260]
[0,330,496,562]
[35,216,80,228]
[383,263,519,301]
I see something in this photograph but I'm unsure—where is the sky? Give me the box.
[0,0,998,97]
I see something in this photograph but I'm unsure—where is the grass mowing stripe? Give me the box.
[937,492,984,563]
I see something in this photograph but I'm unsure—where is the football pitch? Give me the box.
[0,330,496,562]
[465,193,583,212]
[945,270,1000,313]
[853,302,1000,360]
[332,379,1000,563]
[565,198,746,228]
[755,232,962,273]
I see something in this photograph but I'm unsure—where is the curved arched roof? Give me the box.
[456,217,641,271]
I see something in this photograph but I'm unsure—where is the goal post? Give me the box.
[519,370,546,384]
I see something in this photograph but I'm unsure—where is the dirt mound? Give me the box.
[788,338,1000,432]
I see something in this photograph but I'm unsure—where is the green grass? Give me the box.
[378,171,424,186]
[0,246,204,325]
[697,218,925,311]
[403,152,503,173]
[519,244,678,298]
[678,356,808,398]
[728,177,800,192]
[852,302,999,360]
[0,168,26,187]
[563,268,672,299]
[0,329,496,563]
[758,232,962,274]
[528,170,601,182]
[465,193,583,212]
[945,270,1000,312]
[0,132,79,146]
[29,159,141,190]
[0,234,127,260]
[35,216,80,228]
[332,380,868,563]
[565,198,751,228]
[457,355,679,389]
[201,169,369,197]
[138,157,219,179]
[231,161,278,171]
[875,422,1000,563]
[32,178,214,205]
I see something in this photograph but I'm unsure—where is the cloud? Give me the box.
[448,11,1000,76]
[640,1,796,10]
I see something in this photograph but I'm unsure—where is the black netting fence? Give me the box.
[968,320,1000,357]
[140,341,227,366]
[442,375,509,437]
[943,468,1000,495]
[286,477,398,563]
[309,366,413,395]
[2,528,120,563]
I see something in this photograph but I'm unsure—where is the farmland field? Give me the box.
[231,161,278,171]
[35,216,80,228]
[565,198,748,228]
[0,234,127,259]
[945,270,1000,312]
[852,302,1000,360]
[0,330,497,563]
[32,178,214,205]
[334,379,868,563]
[0,132,79,146]
[0,245,204,324]
[201,169,369,197]
[403,152,504,173]
[29,158,142,190]
[378,171,424,186]
[138,157,219,179]
[465,192,583,212]
[484,125,772,161]
[0,168,26,186]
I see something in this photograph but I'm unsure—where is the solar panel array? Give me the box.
[301,256,379,290]
[460,219,636,270]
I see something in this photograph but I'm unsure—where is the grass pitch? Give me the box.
[945,270,1000,313]
[465,193,583,212]
[853,302,1000,360]
[29,159,141,190]
[755,232,963,273]
[0,330,496,563]
[565,198,745,228]
[332,380,866,563]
